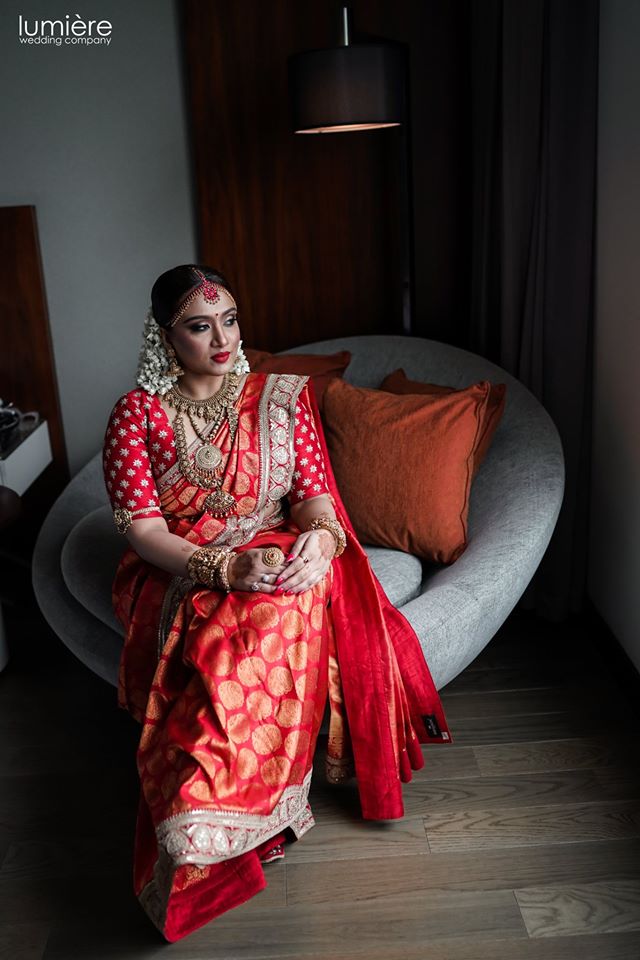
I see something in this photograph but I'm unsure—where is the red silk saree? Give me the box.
[105,371,453,942]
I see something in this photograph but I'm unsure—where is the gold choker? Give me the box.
[165,373,240,420]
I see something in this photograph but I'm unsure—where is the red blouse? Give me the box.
[290,387,330,501]
[102,378,330,521]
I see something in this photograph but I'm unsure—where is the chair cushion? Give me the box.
[380,369,507,476]
[361,546,424,606]
[244,349,351,408]
[61,505,125,636]
[60,506,421,631]
[321,376,492,564]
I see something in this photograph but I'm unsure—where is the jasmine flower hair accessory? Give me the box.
[136,307,177,396]
[135,307,250,396]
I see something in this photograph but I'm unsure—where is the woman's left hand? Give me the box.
[275,529,335,594]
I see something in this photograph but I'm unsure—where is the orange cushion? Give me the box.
[380,369,507,476]
[321,377,493,564]
[244,349,351,408]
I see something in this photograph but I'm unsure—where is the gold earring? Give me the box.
[164,337,184,378]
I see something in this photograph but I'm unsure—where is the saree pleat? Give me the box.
[110,371,453,942]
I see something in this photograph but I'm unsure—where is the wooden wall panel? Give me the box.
[0,205,69,540]
[180,0,470,351]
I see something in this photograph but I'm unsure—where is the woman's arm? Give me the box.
[289,492,337,549]
[103,392,200,578]
[124,517,200,577]
[125,497,338,588]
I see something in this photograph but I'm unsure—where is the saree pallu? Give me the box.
[111,371,453,942]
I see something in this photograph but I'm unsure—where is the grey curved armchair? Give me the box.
[32,335,564,700]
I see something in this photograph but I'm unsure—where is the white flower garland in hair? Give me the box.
[231,340,251,375]
[135,308,176,396]
[135,307,250,396]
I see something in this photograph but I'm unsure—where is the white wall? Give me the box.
[590,0,640,670]
[0,0,197,474]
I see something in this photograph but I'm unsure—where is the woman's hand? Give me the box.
[274,529,335,595]
[227,549,288,594]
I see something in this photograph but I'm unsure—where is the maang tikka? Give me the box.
[169,268,227,327]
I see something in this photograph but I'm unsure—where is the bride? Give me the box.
[102,263,453,942]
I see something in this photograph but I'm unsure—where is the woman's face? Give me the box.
[164,287,241,377]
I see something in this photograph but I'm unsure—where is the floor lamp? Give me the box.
[287,4,414,335]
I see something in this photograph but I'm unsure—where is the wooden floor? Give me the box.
[1,599,640,960]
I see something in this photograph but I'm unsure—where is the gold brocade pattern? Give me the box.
[108,371,363,943]
[155,768,315,867]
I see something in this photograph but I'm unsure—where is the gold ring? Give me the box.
[263,546,285,567]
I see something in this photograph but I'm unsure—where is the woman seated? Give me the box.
[102,264,452,942]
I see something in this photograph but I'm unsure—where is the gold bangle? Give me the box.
[187,546,234,590]
[217,550,235,592]
[306,515,346,558]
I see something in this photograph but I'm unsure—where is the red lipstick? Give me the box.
[211,351,230,362]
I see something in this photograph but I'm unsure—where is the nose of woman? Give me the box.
[210,334,230,351]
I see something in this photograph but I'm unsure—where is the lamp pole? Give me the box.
[288,5,414,334]
[338,5,413,334]
[339,3,351,45]
[397,46,414,336]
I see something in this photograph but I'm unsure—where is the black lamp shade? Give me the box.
[287,43,406,133]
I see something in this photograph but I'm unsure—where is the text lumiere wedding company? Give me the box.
[18,14,112,46]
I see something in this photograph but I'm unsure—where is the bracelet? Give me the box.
[306,515,346,558]
[186,546,236,592]
[217,549,235,592]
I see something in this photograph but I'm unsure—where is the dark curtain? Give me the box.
[468,0,599,621]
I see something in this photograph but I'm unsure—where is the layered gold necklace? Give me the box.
[165,372,241,517]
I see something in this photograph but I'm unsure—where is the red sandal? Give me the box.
[260,843,285,863]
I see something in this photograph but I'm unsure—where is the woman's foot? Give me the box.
[259,842,285,863]
[256,830,287,863]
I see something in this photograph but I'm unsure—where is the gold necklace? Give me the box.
[165,373,241,517]
[165,373,239,420]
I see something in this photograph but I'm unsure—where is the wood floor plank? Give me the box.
[442,659,596,695]
[77,888,523,960]
[41,931,640,960]
[474,735,640,776]
[285,837,640,905]
[0,837,131,882]
[0,773,138,838]
[40,873,163,960]
[0,743,83,778]
[278,931,640,960]
[401,767,640,818]
[439,709,633,746]
[594,764,640,797]
[307,743,486,832]
[0,876,72,924]
[0,922,50,960]
[515,879,640,937]
[282,814,431,863]
[338,932,640,960]
[423,799,640,852]
[461,632,587,673]
[391,744,481,781]
[440,683,625,720]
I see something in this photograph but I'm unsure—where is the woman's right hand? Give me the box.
[228,549,287,593]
